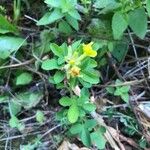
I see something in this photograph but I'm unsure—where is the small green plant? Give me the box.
[37,0,81,34]
[9,115,25,131]
[106,79,130,103]
[41,41,100,87]
[13,0,21,24]
[36,110,45,124]
[69,119,106,149]
[20,137,42,150]
[1,0,150,149]
[94,0,149,39]
[41,41,107,148]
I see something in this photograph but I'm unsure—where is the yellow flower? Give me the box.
[83,42,97,57]
[69,66,80,77]
[69,59,75,65]
[67,52,79,66]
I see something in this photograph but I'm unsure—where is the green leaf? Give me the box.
[0,36,27,59]
[112,11,128,39]
[139,138,147,149]
[71,40,82,50]
[44,0,61,7]
[114,88,122,96]
[121,93,129,103]
[83,103,96,112]
[85,119,97,131]
[54,71,65,84]
[9,115,25,131]
[79,108,86,117]
[90,130,106,149]
[106,87,115,94]
[100,2,121,14]
[36,110,45,124]
[68,9,81,20]
[65,15,79,30]
[99,126,106,134]
[0,96,9,103]
[78,94,89,105]
[146,0,150,17]
[48,76,55,84]
[79,78,92,88]
[70,77,78,88]
[17,123,25,131]
[58,20,72,34]
[80,126,91,147]
[111,39,128,62]
[81,88,90,98]
[50,43,64,57]
[81,58,97,70]
[60,42,68,56]
[94,0,116,9]
[81,69,100,84]
[16,92,43,109]
[0,14,18,34]
[41,59,59,70]
[61,0,74,13]
[67,104,79,123]
[16,72,32,85]
[9,115,20,128]
[120,85,130,93]
[128,8,147,39]
[9,101,21,115]
[57,57,65,65]
[59,96,72,106]
[37,9,64,25]
[115,79,122,85]
[70,123,83,134]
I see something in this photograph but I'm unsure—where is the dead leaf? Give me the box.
[58,140,91,150]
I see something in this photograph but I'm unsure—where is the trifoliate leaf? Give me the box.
[84,119,97,131]
[90,129,106,149]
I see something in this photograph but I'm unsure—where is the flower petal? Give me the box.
[82,42,97,57]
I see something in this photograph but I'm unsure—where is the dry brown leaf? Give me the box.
[58,140,69,150]
[58,140,91,150]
